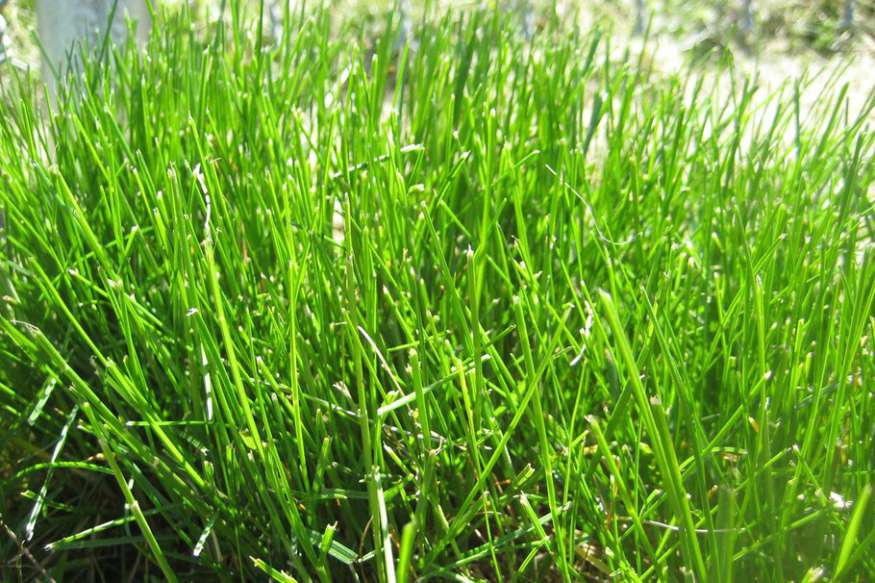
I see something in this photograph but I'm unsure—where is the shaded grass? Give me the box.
[0,2,873,581]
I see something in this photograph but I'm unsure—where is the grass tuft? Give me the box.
[1,2,873,580]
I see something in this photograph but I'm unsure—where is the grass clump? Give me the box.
[1,3,873,581]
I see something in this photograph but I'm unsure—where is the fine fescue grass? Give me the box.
[1,2,873,581]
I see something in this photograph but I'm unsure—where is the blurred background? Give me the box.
[1,0,873,101]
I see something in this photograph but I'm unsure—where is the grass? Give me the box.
[0,2,873,580]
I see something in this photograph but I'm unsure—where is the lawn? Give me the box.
[0,2,873,581]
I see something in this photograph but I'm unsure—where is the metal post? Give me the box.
[634,0,646,36]
[517,0,534,39]
[840,0,855,31]
[741,0,755,35]
[35,0,151,97]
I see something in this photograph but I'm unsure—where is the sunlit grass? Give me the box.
[0,2,873,581]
